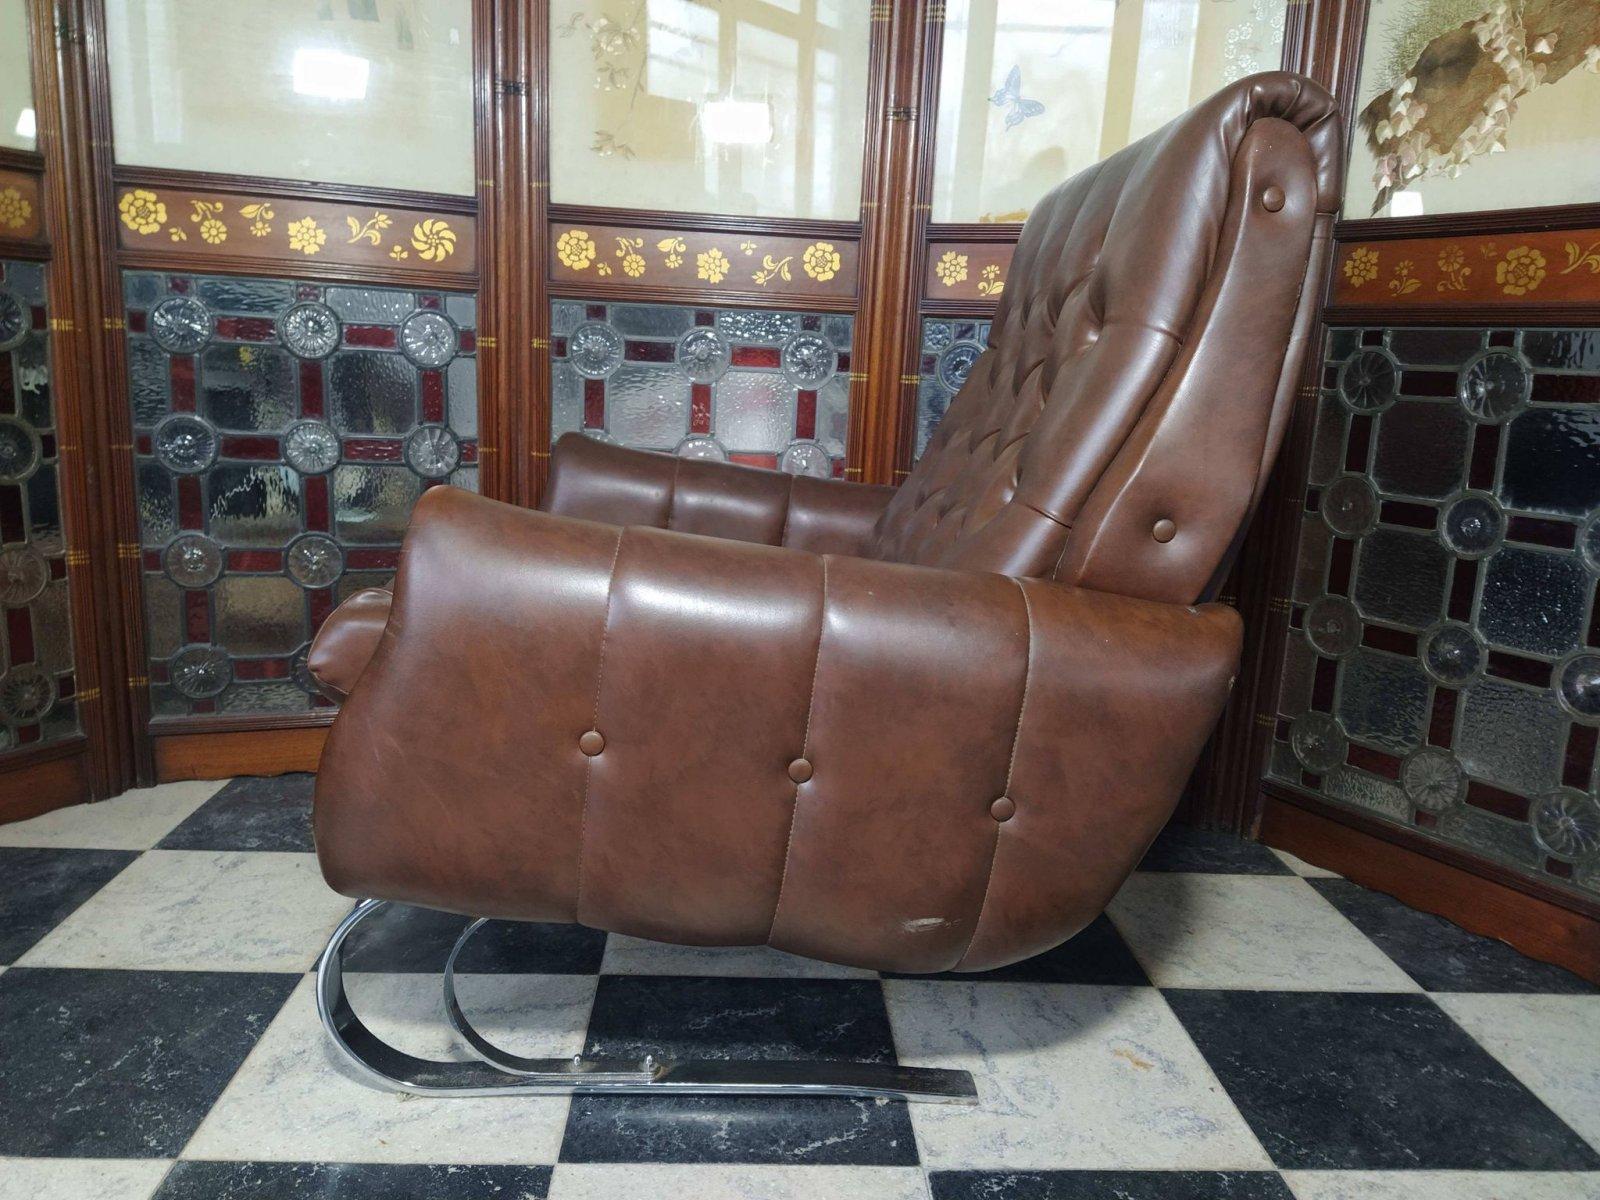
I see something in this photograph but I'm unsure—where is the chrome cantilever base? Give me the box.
[316,899,980,1104]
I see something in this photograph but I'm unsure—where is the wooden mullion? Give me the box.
[524,0,551,505]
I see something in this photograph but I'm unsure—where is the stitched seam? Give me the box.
[954,578,1035,969]
[664,457,681,531]
[766,554,828,945]
[778,474,797,547]
[574,528,626,924]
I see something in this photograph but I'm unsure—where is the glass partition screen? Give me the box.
[0,0,35,153]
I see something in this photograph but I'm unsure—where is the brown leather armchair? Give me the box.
[308,72,1341,1103]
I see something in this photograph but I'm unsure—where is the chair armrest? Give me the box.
[541,431,897,555]
[306,587,392,701]
[316,486,1241,974]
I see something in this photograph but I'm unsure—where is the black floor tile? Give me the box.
[338,903,607,974]
[0,967,298,1157]
[885,915,1149,984]
[160,774,315,857]
[560,975,917,1165]
[1138,824,1294,875]
[154,1161,553,1199]
[0,847,138,963]
[930,1171,1294,1200]
[1309,878,1599,994]
[1164,988,1600,1170]
[158,774,314,852]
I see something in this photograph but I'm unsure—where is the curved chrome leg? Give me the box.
[316,900,979,1103]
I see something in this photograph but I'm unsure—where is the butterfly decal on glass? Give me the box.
[990,65,1046,129]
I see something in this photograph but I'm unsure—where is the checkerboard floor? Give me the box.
[3,776,1599,1199]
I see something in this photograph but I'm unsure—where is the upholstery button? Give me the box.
[990,796,1016,822]
[1152,518,1177,543]
[579,730,605,756]
[788,757,813,784]
[1262,185,1286,212]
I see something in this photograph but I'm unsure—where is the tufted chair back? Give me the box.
[870,72,1342,604]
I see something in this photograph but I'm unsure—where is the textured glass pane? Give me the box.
[329,351,418,434]
[326,287,418,325]
[1276,636,1316,719]
[0,1,33,152]
[31,581,74,674]
[1500,408,1600,517]
[932,0,1287,221]
[1373,402,1468,499]
[1292,520,1332,603]
[334,465,423,544]
[605,365,691,450]
[1352,528,1449,628]
[1523,329,1600,372]
[128,336,171,427]
[105,0,474,194]
[551,302,586,337]
[613,305,696,339]
[1457,679,1566,798]
[196,277,295,315]
[715,372,796,453]
[13,336,51,429]
[138,462,177,543]
[143,575,183,660]
[25,468,63,555]
[1436,807,1543,871]
[1323,768,1410,822]
[1478,546,1588,657]
[220,682,309,714]
[716,310,798,344]
[123,271,163,309]
[551,362,583,439]
[1388,329,1484,366]
[201,344,296,432]
[1308,395,1347,487]
[213,575,306,656]
[549,0,871,220]
[447,357,477,435]
[1336,649,1429,754]
[445,294,477,328]
[207,464,302,547]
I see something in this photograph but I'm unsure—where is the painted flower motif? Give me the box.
[1495,245,1547,296]
[0,187,31,230]
[390,245,410,260]
[935,250,969,287]
[1342,246,1379,286]
[250,219,272,238]
[697,247,730,284]
[118,188,166,236]
[740,240,757,255]
[240,202,274,238]
[1436,244,1471,291]
[802,241,842,283]
[1387,259,1420,295]
[288,217,326,256]
[621,252,646,277]
[558,229,597,270]
[411,218,457,263]
[199,218,228,245]
[977,263,1005,297]
[596,262,613,277]
[656,236,685,269]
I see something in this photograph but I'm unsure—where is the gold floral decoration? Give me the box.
[389,245,410,261]
[740,241,757,255]
[935,250,969,287]
[118,188,166,236]
[802,242,842,283]
[1561,240,1600,276]
[558,228,597,270]
[347,212,393,246]
[977,264,1005,297]
[1495,246,1546,296]
[1387,260,1421,295]
[596,262,613,277]
[1436,245,1470,292]
[613,235,646,277]
[169,227,187,243]
[199,219,227,245]
[288,217,327,256]
[1342,247,1379,287]
[0,187,32,231]
[656,236,685,269]
[754,255,793,286]
[188,199,228,245]
[697,247,730,284]
[412,219,457,263]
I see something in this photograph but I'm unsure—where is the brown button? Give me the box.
[788,757,813,784]
[579,730,605,756]
[1262,185,1285,212]
[1152,518,1177,543]
[990,796,1016,822]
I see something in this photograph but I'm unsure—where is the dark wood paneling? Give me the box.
[1330,229,1600,310]
[154,725,327,782]
[0,743,93,824]
[922,241,1012,305]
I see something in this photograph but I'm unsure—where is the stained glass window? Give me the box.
[0,260,79,753]
[551,300,852,476]
[914,316,992,462]
[1268,326,1600,902]
[124,271,479,718]
[0,0,34,153]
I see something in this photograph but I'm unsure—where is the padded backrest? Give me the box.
[870,72,1342,604]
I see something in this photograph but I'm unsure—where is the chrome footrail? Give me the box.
[316,899,979,1104]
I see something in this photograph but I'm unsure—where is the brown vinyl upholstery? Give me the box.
[310,73,1341,973]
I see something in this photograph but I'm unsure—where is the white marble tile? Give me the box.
[0,781,224,850]
[0,1158,170,1200]
[1435,994,1600,1152]
[1272,848,1341,878]
[600,935,877,979]
[184,972,589,1164]
[884,980,1270,1171]
[17,850,350,972]
[1285,1171,1600,1199]
[548,1164,929,1199]
[1105,874,1418,991]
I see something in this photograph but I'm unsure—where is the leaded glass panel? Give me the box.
[0,260,79,754]
[915,317,993,462]
[125,271,478,719]
[1267,325,1600,903]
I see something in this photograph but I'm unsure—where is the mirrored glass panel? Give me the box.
[124,271,479,719]
[0,0,35,152]
[931,0,1288,223]
[105,0,475,195]
[548,0,872,220]
[1267,325,1600,903]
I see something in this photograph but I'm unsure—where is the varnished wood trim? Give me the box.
[1259,792,1600,982]
[924,222,1023,244]
[1330,229,1600,310]
[112,165,478,217]
[923,241,1013,303]
[1323,303,1600,327]
[153,724,328,782]
[549,203,860,242]
[0,742,92,824]
[1337,202,1600,244]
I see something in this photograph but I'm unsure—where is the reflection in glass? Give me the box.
[0,1,34,153]
[105,0,474,195]
[931,0,1288,223]
[549,0,872,220]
